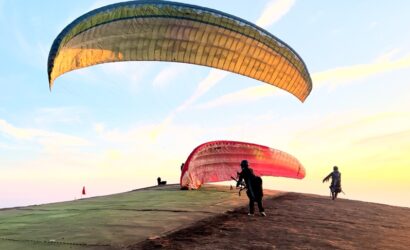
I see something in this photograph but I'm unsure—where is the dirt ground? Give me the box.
[132,193,410,250]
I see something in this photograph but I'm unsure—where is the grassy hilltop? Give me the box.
[0,184,257,249]
[1,185,409,250]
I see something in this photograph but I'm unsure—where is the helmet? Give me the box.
[240,160,249,169]
[333,166,338,171]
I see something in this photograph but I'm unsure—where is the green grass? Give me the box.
[0,184,247,249]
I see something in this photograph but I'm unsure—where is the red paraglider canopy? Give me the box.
[180,140,305,189]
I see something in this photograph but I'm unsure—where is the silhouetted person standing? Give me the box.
[323,166,342,200]
[157,177,166,186]
[237,160,266,216]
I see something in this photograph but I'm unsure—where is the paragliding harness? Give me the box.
[329,187,345,200]
[231,174,246,196]
[330,181,345,197]
[231,172,263,198]
[324,173,345,199]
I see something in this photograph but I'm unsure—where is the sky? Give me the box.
[1,0,410,208]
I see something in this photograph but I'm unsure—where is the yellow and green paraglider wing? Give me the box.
[48,0,312,102]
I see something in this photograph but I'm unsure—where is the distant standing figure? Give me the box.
[237,160,266,216]
[323,166,342,200]
[157,177,167,186]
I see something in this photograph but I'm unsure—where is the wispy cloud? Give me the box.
[0,142,16,150]
[33,107,87,126]
[195,85,278,110]
[152,2,297,137]
[195,51,410,109]
[171,0,295,106]
[0,119,91,148]
[294,111,410,142]
[88,121,206,175]
[288,111,410,184]
[152,64,191,89]
[100,62,154,94]
[176,69,229,112]
[313,52,410,88]
[256,0,296,28]
[355,129,410,146]
[150,69,228,138]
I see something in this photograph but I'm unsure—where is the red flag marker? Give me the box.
[82,186,86,195]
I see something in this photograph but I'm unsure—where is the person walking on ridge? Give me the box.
[323,166,342,200]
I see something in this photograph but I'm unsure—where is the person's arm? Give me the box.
[322,173,332,183]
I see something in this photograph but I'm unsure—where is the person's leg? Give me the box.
[257,197,266,216]
[249,198,255,214]
[330,186,335,200]
[257,197,264,213]
[247,191,255,214]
